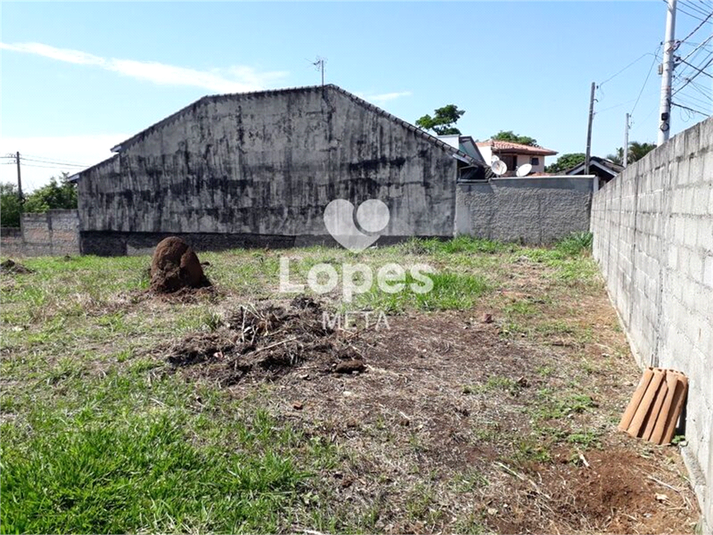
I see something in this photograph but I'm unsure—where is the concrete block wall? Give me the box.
[456,176,594,244]
[591,117,713,532]
[0,210,80,257]
[1,227,23,256]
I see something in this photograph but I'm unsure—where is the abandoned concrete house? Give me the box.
[69,84,593,255]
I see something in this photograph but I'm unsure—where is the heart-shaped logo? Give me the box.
[323,199,390,252]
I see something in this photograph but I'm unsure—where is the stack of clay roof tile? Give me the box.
[618,367,688,445]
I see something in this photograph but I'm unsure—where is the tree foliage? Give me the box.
[491,130,538,146]
[545,153,585,174]
[1,183,22,228]
[1,173,77,227]
[607,141,656,166]
[416,104,466,135]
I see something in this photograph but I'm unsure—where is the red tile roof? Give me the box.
[476,140,558,156]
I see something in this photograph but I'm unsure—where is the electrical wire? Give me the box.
[678,10,713,43]
[19,163,84,170]
[680,0,712,19]
[677,1,710,22]
[599,53,655,87]
[672,101,709,116]
[673,55,713,95]
[0,153,91,167]
[677,57,713,78]
[19,157,89,168]
[631,47,662,116]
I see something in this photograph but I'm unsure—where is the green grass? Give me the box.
[358,271,491,313]
[1,411,304,534]
[555,232,593,256]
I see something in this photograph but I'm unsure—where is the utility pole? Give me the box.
[658,0,677,146]
[585,82,596,175]
[624,113,630,168]
[313,57,325,86]
[15,151,24,206]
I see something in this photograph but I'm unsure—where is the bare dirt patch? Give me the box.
[161,298,699,533]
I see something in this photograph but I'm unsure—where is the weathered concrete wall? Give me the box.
[456,176,594,243]
[79,230,428,257]
[1,227,23,255]
[1,210,80,257]
[78,86,459,255]
[591,118,713,532]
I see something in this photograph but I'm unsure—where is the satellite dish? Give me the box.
[516,163,533,177]
[491,160,507,176]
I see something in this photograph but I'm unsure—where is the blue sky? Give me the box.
[2,1,712,190]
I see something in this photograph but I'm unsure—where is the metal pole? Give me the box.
[15,151,24,205]
[658,0,677,146]
[624,113,630,168]
[585,82,595,175]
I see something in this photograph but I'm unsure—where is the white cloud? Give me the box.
[0,42,104,66]
[366,91,412,103]
[0,41,288,93]
[0,134,127,192]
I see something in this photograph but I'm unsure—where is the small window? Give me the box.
[531,157,540,166]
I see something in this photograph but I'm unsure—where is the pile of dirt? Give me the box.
[150,237,211,294]
[0,259,33,274]
[163,296,365,385]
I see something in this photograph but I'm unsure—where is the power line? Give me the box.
[672,100,709,116]
[678,9,713,43]
[19,157,89,168]
[599,53,656,87]
[680,0,712,19]
[2,153,91,167]
[673,55,713,95]
[689,80,713,99]
[676,1,710,22]
[677,56,713,78]
[631,47,662,116]
[20,162,81,170]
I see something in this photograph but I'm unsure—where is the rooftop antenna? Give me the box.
[313,56,326,86]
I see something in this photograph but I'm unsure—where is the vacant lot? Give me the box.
[0,237,700,534]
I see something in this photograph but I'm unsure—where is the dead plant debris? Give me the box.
[0,259,33,274]
[159,296,366,385]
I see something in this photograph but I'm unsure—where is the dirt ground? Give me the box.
[155,293,701,534]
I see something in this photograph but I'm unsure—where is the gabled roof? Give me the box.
[105,84,482,168]
[565,156,623,177]
[476,139,558,156]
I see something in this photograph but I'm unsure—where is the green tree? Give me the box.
[545,153,585,174]
[24,173,77,213]
[607,141,656,166]
[492,130,538,146]
[416,104,466,135]
[1,183,22,227]
[606,148,624,166]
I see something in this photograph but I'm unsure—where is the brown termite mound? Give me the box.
[150,237,211,293]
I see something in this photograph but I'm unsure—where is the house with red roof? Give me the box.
[476,140,557,176]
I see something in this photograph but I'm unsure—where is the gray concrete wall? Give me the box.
[591,118,713,532]
[78,86,459,254]
[456,176,594,244]
[1,210,80,257]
